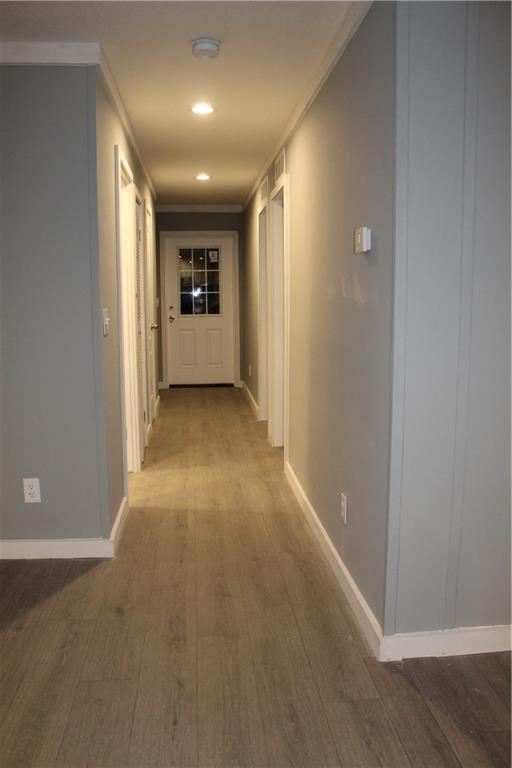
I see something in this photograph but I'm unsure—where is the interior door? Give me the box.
[164,236,235,385]
[145,205,156,425]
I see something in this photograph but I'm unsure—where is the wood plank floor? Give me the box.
[0,387,510,768]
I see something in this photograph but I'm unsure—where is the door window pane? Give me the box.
[193,249,206,269]
[180,293,193,314]
[193,271,207,292]
[194,295,206,314]
[178,249,192,269]
[180,272,192,292]
[207,271,219,292]
[207,293,220,315]
[207,249,220,269]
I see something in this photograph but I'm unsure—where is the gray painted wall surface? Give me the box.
[243,2,396,625]
[385,1,510,634]
[96,73,154,526]
[0,66,106,538]
[155,211,244,382]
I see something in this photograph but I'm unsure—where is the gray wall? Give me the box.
[385,1,511,634]
[0,66,107,538]
[243,2,396,625]
[155,211,245,382]
[96,72,155,526]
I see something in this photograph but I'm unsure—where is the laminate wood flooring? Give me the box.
[0,387,510,767]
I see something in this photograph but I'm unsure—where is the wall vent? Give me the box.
[274,148,286,186]
[259,176,269,206]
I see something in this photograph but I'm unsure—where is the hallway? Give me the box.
[0,388,509,767]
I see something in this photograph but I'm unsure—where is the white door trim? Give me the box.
[268,174,290,458]
[115,146,142,479]
[159,230,241,388]
[135,190,148,458]
[144,201,157,431]
[257,201,269,421]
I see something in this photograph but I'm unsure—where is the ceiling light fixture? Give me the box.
[192,102,214,115]
[195,173,211,181]
[191,37,221,59]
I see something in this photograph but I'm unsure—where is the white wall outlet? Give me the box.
[248,363,252,377]
[340,492,348,525]
[23,478,41,503]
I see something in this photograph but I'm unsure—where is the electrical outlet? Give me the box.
[248,363,252,377]
[23,478,41,503]
[340,492,348,525]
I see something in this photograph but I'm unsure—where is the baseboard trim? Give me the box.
[110,495,129,554]
[241,380,259,418]
[0,496,129,560]
[380,624,512,662]
[284,460,511,661]
[284,460,382,657]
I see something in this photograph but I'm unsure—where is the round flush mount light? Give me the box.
[191,37,221,59]
[195,173,211,181]
[192,102,214,115]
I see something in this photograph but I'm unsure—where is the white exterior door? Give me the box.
[163,235,236,385]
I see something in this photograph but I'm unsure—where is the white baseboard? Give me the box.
[284,460,512,661]
[158,381,167,391]
[379,624,512,662]
[0,496,129,560]
[241,380,259,418]
[110,495,129,554]
[284,461,382,657]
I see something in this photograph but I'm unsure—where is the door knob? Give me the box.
[169,314,175,323]
[150,323,159,330]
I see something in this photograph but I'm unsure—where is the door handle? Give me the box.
[150,323,159,330]
[169,314,175,323]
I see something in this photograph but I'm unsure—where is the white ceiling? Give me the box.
[0,1,354,204]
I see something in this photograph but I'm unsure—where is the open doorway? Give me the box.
[268,175,290,453]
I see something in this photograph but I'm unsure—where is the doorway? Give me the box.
[268,175,289,452]
[160,231,241,386]
[257,205,268,421]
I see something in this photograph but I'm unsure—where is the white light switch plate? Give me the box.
[354,226,371,254]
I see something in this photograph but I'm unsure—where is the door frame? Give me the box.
[134,190,148,455]
[144,201,157,432]
[159,230,241,388]
[257,199,269,421]
[115,146,142,478]
[268,174,290,458]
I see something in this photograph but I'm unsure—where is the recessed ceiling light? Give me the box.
[192,102,214,115]
[195,173,211,181]
[191,38,221,59]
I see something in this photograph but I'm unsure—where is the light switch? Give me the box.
[354,227,371,254]
[102,308,111,337]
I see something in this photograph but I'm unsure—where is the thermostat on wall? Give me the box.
[354,226,371,254]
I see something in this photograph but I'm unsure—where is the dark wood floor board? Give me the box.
[46,559,109,622]
[296,614,379,702]
[365,658,462,768]
[403,657,502,767]
[127,622,198,767]
[0,619,95,768]
[0,559,73,631]
[436,655,511,730]
[468,653,511,711]
[250,628,341,767]
[0,626,43,718]
[198,634,269,767]
[279,550,349,627]
[325,698,413,767]
[80,611,148,683]
[55,678,138,768]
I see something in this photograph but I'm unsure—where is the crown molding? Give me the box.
[0,41,101,65]
[156,204,243,213]
[243,0,372,209]
[98,51,156,199]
